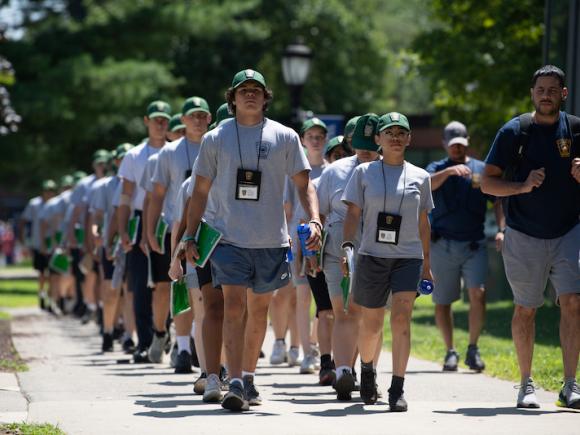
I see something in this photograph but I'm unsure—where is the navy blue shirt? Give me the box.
[485,111,579,239]
[426,157,492,241]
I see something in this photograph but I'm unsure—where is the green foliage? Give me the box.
[0,279,38,308]
[0,422,64,435]
[412,0,545,155]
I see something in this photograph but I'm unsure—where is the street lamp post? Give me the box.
[281,41,313,130]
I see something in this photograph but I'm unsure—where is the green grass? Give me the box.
[0,357,28,372]
[0,280,39,308]
[0,422,65,434]
[383,296,566,392]
[3,258,33,269]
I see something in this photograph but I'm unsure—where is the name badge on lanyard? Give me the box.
[236,168,261,201]
[376,212,402,245]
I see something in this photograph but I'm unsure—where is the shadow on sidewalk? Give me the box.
[296,403,387,416]
[134,408,280,418]
[433,407,578,417]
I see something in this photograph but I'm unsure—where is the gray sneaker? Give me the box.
[270,340,287,365]
[243,375,262,406]
[193,372,207,395]
[203,374,222,403]
[443,349,459,372]
[516,378,540,408]
[288,346,300,367]
[169,344,178,368]
[222,381,249,412]
[300,352,317,374]
[148,332,168,364]
[557,380,580,409]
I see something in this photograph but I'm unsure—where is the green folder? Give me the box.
[171,279,191,317]
[193,220,222,268]
[74,225,85,245]
[128,215,140,245]
[55,230,63,245]
[45,236,53,252]
[155,217,169,255]
[340,276,350,311]
[49,249,70,274]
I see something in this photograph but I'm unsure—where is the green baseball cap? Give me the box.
[92,149,110,164]
[344,116,360,138]
[60,175,75,188]
[42,179,57,191]
[232,69,267,89]
[182,97,210,116]
[146,100,172,120]
[73,170,87,183]
[215,103,232,125]
[377,112,411,132]
[300,117,328,135]
[115,143,133,160]
[324,135,345,156]
[352,113,380,151]
[169,113,185,132]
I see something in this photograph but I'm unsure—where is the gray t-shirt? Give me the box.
[118,142,162,211]
[92,176,120,241]
[193,117,310,248]
[342,160,433,259]
[151,138,201,227]
[285,162,326,233]
[317,155,359,226]
[70,174,97,224]
[140,154,158,194]
[22,196,44,249]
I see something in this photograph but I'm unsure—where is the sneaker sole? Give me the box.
[203,391,222,403]
[222,394,249,411]
[174,366,193,374]
[335,375,354,401]
[389,404,408,412]
[556,399,580,409]
[442,366,458,372]
[193,382,206,395]
[248,397,262,406]
[300,367,315,374]
[517,402,540,409]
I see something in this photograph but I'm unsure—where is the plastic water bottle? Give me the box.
[419,279,434,295]
[297,224,317,257]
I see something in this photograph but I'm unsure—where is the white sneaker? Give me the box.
[169,344,178,368]
[557,380,580,409]
[516,378,540,408]
[300,352,316,374]
[270,340,287,365]
[203,374,223,403]
[311,344,321,370]
[288,346,300,367]
[148,333,168,364]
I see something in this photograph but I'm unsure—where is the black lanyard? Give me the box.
[235,119,266,171]
[380,161,406,214]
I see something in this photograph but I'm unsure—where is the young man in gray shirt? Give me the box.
[182,69,321,411]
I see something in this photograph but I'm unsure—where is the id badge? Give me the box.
[235,168,261,201]
[376,212,402,245]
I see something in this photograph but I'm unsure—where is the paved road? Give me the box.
[6,310,579,434]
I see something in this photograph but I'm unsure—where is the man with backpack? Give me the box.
[482,65,580,410]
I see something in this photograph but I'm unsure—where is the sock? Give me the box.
[389,375,405,397]
[564,377,576,385]
[361,360,373,372]
[336,365,351,380]
[230,377,243,387]
[154,329,166,338]
[176,335,191,354]
[468,343,477,350]
[87,303,97,311]
[276,338,286,344]
[122,331,132,342]
[190,321,195,339]
[321,353,332,367]
[242,371,254,379]
[104,328,114,335]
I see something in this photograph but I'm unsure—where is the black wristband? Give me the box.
[341,241,355,250]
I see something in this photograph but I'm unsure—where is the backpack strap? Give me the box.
[504,113,533,180]
[565,113,580,157]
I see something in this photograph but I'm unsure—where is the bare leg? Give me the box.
[288,289,299,348]
[270,283,293,340]
[222,285,247,379]
[152,282,170,332]
[102,279,120,333]
[122,288,136,337]
[296,283,312,356]
[83,270,97,307]
[190,287,206,371]
[467,287,486,345]
[559,294,580,379]
[435,304,453,350]
[317,310,333,356]
[243,290,273,372]
[331,296,361,368]
[358,306,385,363]
[373,328,383,366]
[512,304,536,381]
[201,284,224,376]
[390,292,416,377]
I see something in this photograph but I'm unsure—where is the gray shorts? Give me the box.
[323,253,349,299]
[430,238,488,305]
[353,255,422,309]
[502,224,580,308]
[210,243,291,294]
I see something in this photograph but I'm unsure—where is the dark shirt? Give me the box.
[426,157,492,241]
[485,111,579,239]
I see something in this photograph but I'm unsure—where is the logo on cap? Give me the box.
[245,69,255,78]
[364,121,374,137]
[390,112,400,122]
[193,97,201,106]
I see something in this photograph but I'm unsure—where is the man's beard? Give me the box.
[534,101,560,117]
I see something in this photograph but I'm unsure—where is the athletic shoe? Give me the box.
[259,350,265,358]
[39,291,47,310]
[556,380,580,409]
[169,344,178,368]
[80,309,94,325]
[311,344,321,370]
[122,338,136,354]
[222,381,249,412]
[335,369,355,401]
[443,349,459,372]
[352,367,360,391]
[220,366,230,391]
[376,384,383,399]
[190,337,200,367]
[300,352,317,374]
[133,349,151,364]
[288,346,300,367]
[203,374,222,403]
[101,333,113,353]
[174,350,193,374]
[465,345,485,372]
[148,332,168,364]
[193,372,207,395]
[389,393,408,412]
[516,378,540,408]
[270,340,287,365]
[360,367,377,405]
[319,365,336,386]
[243,375,262,406]
[113,326,124,341]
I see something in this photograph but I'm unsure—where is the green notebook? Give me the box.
[193,220,222,268]
[45,236,53,252]
[171,279,191,317]
[155,217,169,255]
[49,249,70,274]
[74,225,85,245]
[128,215,140,245]
[340,276,350,311]
[55,230,63,245]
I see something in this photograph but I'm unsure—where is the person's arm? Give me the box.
[571,157,580,183]
[184,175,212,264]
[493,199,506,252]
[481,164,545,196]
[117,179,135,252]
[430,165,471,191]
[89,208,104,254]
[147,183,167,254]
[291,170,321,250]
[418,209,433,281]
[105,208,119,260]
[172,197,190,256]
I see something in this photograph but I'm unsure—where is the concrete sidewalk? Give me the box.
[8,309,579,434]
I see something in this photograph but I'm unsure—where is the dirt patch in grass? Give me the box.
[0,317,28,372]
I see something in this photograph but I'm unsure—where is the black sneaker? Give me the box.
[464,345,485,372]
[335,370,355,401]
[133,349,151,364]
[443,349,459,371]
[122,338,136,354]
[174,350,193,374]
[360,367,378,405]
[190,337,200,367]
[222,381,249,412]
[259,350,265,359]
[102,333,114,353]
[113,326,124,341]
[319,366,336,386]
[352,367,360,391]
[243,375,262,406]
[389,393,408,412]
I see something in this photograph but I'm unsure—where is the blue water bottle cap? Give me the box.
[419,279,434,295]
